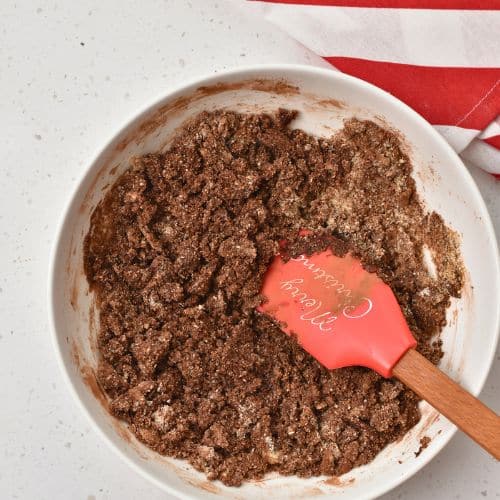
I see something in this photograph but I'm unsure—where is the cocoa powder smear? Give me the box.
[84,109,464,486]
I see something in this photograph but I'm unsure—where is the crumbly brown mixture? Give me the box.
[84,109,463,486]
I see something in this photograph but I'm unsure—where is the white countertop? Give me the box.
[1,1,498,499]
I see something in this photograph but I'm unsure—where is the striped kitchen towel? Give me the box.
[247,0,500,177]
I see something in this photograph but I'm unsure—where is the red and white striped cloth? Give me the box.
[247,0,500,178]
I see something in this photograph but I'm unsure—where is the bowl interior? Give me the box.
[51,66,499,499]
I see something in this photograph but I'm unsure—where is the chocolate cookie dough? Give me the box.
[84,109,463,486]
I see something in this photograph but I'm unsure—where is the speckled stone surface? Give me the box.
[0,1,498,499]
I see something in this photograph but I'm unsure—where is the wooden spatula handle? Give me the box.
[393,348,500,459]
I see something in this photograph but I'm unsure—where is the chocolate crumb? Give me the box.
[415,435,431,457]
[84,109,463,486]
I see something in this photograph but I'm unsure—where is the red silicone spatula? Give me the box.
[258,241,500,459]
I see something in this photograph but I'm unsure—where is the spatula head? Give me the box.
[257,247,416,378]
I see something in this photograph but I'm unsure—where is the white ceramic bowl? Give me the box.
[49,65,499,499]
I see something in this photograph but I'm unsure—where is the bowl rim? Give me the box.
[48,63,500,500]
